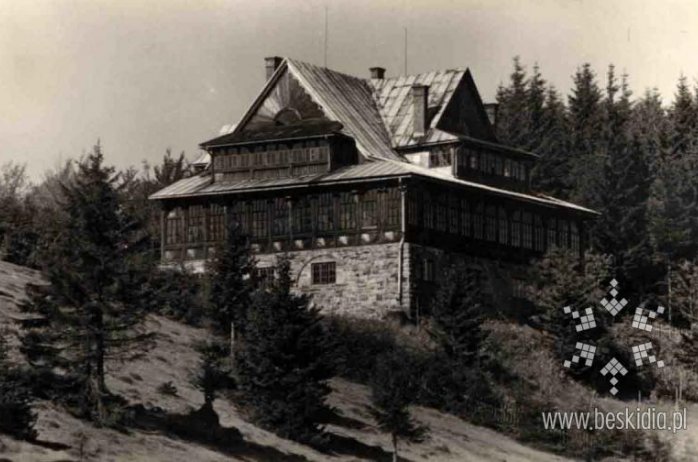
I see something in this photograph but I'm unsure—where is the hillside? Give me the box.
[0,259,577,461]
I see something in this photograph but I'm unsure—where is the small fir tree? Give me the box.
[370,351,427,462]
[208,220,255,348]
[0,332,36,440]
[429,262,487,367]
[192,339,231,409]
[235,256,334,445]
[20,143,149,422]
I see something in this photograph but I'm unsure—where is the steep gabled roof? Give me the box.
[287,59,402,161]
[228,58,401,162]
[368,69,465,147]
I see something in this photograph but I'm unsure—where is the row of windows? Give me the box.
[408,195,580,252]
[213,145,329,172]
[458,148,528,182]
[165,204,225,245]
[164,189,402,245]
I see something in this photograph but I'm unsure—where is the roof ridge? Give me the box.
[283,57,466,83]
[284,57,369,84]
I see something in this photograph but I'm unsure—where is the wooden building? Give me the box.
[150,57,596,319]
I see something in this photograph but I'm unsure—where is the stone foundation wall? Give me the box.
[177,242,528,320]
[254,242,411,319]
[407,243,528,316]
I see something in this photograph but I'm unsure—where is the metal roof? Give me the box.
[149,161,411,200]
[368,69,465,148]
[285,59,402,162]
[200,120,345,148]
[150,160,596,215]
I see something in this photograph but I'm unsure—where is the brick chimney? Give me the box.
[411,85,429,136]
[265,56,284,80]
[369,67,386,79]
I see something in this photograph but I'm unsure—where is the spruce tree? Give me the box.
[526,63,547,151]
[192,339,231,409]
[429,262,487,367]
[20,143,148,422]
[208,220,255,347]
[235,256,334,444]
[370,351,427,462]
[667,76,697,158]
[531,86,572,197]
[527,247,611,362]
[672,259,698,328]
[591,69,658,294]
[630,89,668,178]
[495,57,531,149]
[568,63,605,206]
[0,332,36,440]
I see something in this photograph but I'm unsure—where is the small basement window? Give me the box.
[312,262,336,285]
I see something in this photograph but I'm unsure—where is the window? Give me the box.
[460,199,471,237]
[485,205,496,242]
[558,220,569,248]
[498,207,508,245]
[511,210,521,247]
[229,202,248,234]
[408,196,419,227]
[316,193,335,233]
[361,190,377,228]
[473,202,484,239]
[436,195,448,232]
[522,212,533,249]
[292,197,312,234]
[495,156,503,176]
[423,258,435,282]
[449,195,459,234]
[547,218,557,249]
[571,222,580,252]
[272,198,288,236]
[423,194,435,229]
[252,200,268,238]
[503,159,512,177]
[187,205,205,243]
[534,215,545,251]
[339,192,356,230]
[469,151,478,170]
[255,266,275,285]
[312,262,336,284]
[207,204,225,242]
[166,208,183,245]
[385,188,401,228]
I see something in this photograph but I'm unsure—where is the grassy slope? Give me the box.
[0,260,572,461]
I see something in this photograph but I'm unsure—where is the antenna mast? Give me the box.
[403,27,407,74]
[324,5,329,67]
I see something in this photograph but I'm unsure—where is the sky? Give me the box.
[3,0,698,179]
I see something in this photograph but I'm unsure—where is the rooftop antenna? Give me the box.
[403,27,408,75]
[324,5,329,67]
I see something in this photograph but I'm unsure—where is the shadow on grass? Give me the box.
[128,403,308,462]
[317,406,367,430]
[321,433,405,461]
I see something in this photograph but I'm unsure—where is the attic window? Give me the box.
[274,107,302,125]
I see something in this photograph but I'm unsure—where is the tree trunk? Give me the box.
[668,260,673,323]
[392,433,398,462]
[230,321,236,359]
